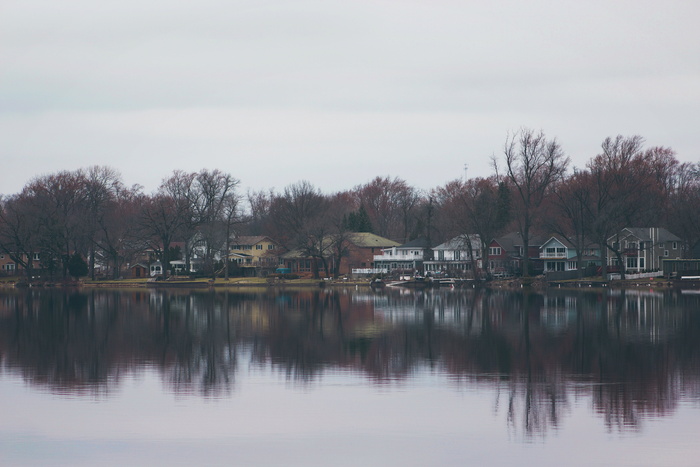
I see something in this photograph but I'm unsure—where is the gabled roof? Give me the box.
[541,234,601,251]
[397,238,432,249]
[433,234,481,250]
[541,235,575,250]
[492,232,546,256]
[618,227,681,243]
[347,232,400,248]
[492,232,519,252]
[231,236,277,246]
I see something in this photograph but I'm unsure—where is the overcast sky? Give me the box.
[1,0,698,196]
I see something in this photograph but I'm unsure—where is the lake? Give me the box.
[1,286,699,466]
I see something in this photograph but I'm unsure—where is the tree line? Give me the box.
[1,129,698,280]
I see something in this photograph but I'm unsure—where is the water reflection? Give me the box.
[1,287,699,437]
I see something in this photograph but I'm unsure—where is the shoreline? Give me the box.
[2,276,699,290]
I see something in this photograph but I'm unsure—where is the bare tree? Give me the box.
[83,166,125,279]
[23,171,89,278]
[94,184,144,278]
[138,191,190,278]
[188,170,240,278]
[433,177,511,278]
[269,181,331,278]
[586,135,651,278]
[499,129,569,278]
[354,176,422,242]
[548,170,594,278]
[667,162,700,257]
[0,193,41,280]
[221,191,243,280]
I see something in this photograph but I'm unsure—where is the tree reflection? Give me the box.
[0,287,699,434]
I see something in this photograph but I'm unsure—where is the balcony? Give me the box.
[540,252,566,259]
[374,253,423,262]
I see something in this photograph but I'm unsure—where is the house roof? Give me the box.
[618,227,681,243]
[433,234,481,250]
[280,233,399,260]
[398,238,432,249]
[495,232,546,250]
[231,236,276,246]
[347,232,400,248]
[541,235,576,250]
[541,234,601,251]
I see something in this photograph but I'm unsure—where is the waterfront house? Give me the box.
[283,232,398,277]
[540,235,601,277]
[341,232,400,276]
[607,227,682,273]
[487,232,545,277]
[0,252,42,276]
[424,234,482,277]
[373,238,432,275]
[228,236,282,276]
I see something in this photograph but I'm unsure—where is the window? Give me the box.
[639,242,645,250]
[664,250,669,257]
[627,257,638,269]
[268,244,275,250]
[489,247,502,256]
[673,242,678,250]
[627,242,637,250]
[639,258,645,269]
[454,250,461,260]
[256,244,263,250]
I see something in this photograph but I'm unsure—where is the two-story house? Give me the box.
[340,233,400,275]
[487,232,545,277]
[229,236,282,276]
[607,227,682,273]
[0,252,42,277]
[424,234,482,277]
[373,238,432,274]
[540,235,601,274]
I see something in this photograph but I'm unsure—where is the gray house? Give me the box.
[607,227,683,272]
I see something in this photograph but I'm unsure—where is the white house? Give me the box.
[424,234,482,276]
[373,238,431,273]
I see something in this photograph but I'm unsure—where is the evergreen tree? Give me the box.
[67,253,89,279]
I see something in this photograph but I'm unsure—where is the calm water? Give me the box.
[1,286,699,467]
